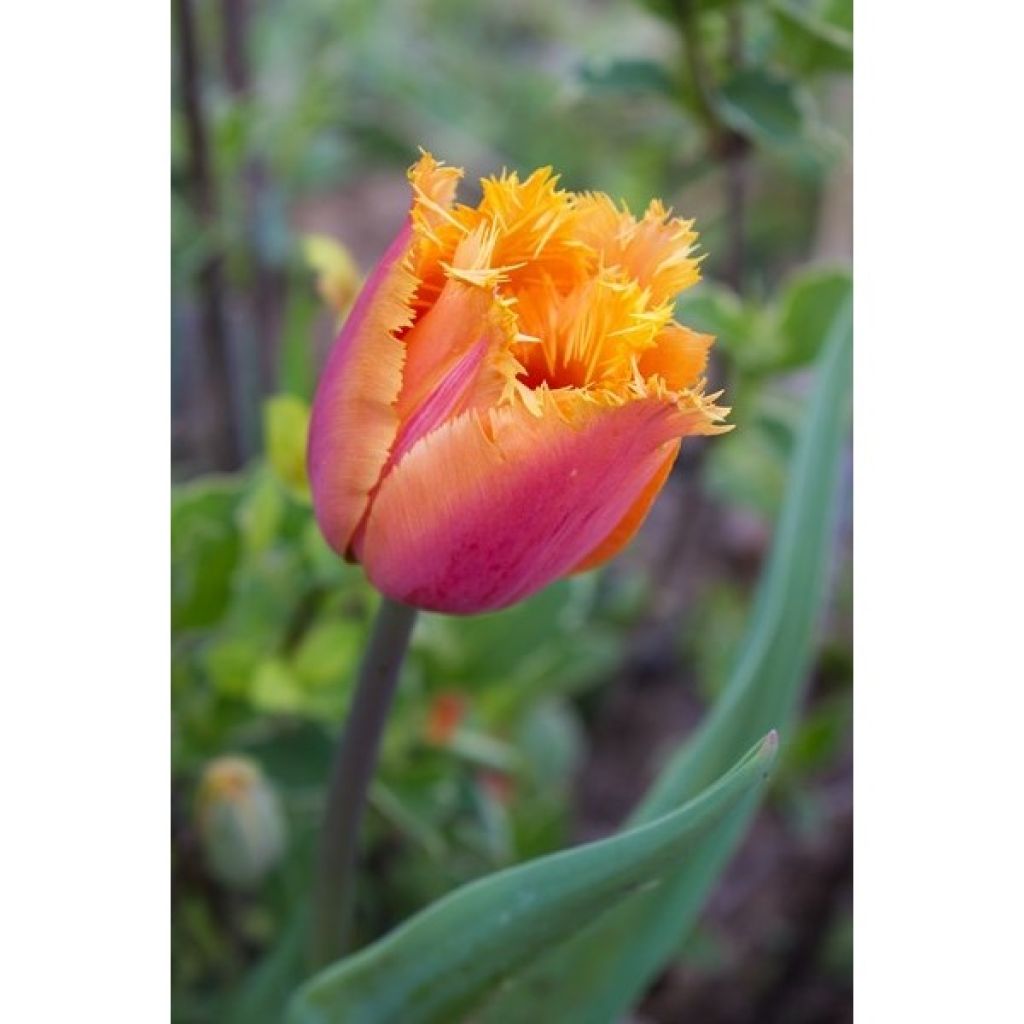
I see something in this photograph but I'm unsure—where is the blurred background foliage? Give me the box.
[172,0,851,1020]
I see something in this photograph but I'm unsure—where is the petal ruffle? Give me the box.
[574,194,701,306]
[308,152,463,557]
[357,395,705,613]
[638,323,714,392]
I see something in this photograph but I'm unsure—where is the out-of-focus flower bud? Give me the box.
[196,756,287,889]
[264,394,311,500]
[303,234,363,322]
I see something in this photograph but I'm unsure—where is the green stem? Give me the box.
[310,596,419,969]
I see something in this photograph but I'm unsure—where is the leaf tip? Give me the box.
[758,729,780,771]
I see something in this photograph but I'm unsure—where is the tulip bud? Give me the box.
[196,756,287,889]
[308,152,729,613]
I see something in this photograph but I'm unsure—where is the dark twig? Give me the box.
[174,0,240,469]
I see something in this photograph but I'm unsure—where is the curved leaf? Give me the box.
[286,735,779,1024]
[477,293,852,1022]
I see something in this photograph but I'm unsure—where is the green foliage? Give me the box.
[172,442,633,1021]
[287,736,778,1024]
[771,0,853,75]
[172,479,244,631]
[683,266,851,376]
[578,57,678,99]
[719,68,808,147]
[683,268,851,519]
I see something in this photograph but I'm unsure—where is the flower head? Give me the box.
[308,152,728,613]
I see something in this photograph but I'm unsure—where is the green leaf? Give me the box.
[676,281,752,343]
[578,58,677,100]
[476,293,852,1022]
[286,734,779,1024]
[776,266,852,370]
[292,620,364,690]
[236,469,286,554]
[172,477,244,631]
[718,69,808,147]
[771,1,853,75]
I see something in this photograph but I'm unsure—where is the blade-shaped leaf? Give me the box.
[477,293,852,1022]
[286,735,779,1024]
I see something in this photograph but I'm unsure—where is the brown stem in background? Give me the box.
[722,4,748,292]
[675,0,750,292]
[221,0,286,422]
[174,0,240,470]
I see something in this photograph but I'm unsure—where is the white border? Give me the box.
[3,2,169,1019]
[855,3,1024,1019]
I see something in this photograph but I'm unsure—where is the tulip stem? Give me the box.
[310,595,418,969]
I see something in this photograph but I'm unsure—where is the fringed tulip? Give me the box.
[308,153,729,614]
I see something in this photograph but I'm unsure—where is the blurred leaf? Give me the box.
[777,692,851,783]
[477,292,852,1022]
[705,417,789,517]
[516,700,585,787]
[203,633,267,699]
[287,735,778,1024]
[685,584,751,702]
[172,478,243,631]
[677,281,753,343]
[292,620,364,690]
[250,658,308,716]
[719,69,807,147]
[265,395,311,500]
[705,387,804,517]
[771,0,853,75]
[776,266,853,370]
[578,58,677,99]
[370,782,448,861]
[447,731,523,775]
[237,470,286,554]
[225,909,309,1024]
[638,0,734,21]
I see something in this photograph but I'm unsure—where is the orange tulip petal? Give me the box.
[574,194,701,306]
[357,396,698,613]
[638,323,714,392]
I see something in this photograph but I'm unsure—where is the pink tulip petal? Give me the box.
[573,439,681,573]
[307,223,417,555]
[358,395,703,613]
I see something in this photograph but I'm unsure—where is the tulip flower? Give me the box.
[308,153,728,615]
